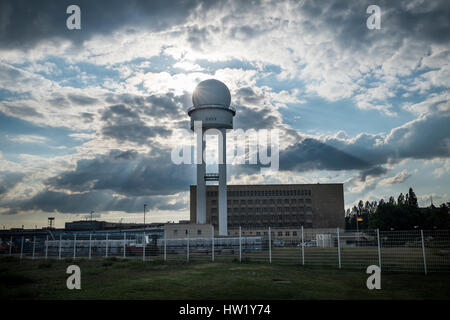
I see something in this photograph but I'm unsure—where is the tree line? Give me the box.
[345,188,450,230]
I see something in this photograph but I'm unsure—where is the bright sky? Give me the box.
[0,0,449,229]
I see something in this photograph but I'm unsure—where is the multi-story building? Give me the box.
[190,184,345,235]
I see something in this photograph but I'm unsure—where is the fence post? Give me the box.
[337,228,341,269]
[187,233,190,262]
[421,230,427,275]
[239,226,242,262]
[73,234,77,260]
[268,227,272,263]
[377,229,382,271]
[58,235,62,260]
[123,232,126,258]
[45,235,48,260]
[32,236,36,260]
[105,233,109,258]
[89,234,92,260]
[9,236,12,256]
[143,233,146,261]
[301,226,305,266]
[211,225,214,262]
[164,229,167,261]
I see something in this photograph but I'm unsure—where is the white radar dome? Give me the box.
[192,79,231,108]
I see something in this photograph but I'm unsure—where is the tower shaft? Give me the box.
[218,128,227,236]
[196,128,206,224]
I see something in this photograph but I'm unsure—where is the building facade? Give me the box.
[190,184,345,233]
[164,223,214,239]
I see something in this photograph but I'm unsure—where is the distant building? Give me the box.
[164,223,213,239]
[64,220,165,232]
[190,184,345,233]
[65,220,109,231]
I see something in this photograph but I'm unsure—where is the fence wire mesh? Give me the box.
[1,228,450,273]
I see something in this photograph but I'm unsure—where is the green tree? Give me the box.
[408,187,418,207]
[397,193,405,205]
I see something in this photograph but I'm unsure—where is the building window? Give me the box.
[293,231,297,236]
[211,199,217,205]
[278,231,283,236]
[285,231,290,236]
[305,199,312,204]
[240,200,246,205]
[173,230,178,235]
[211,208,217,213]
[185,230,188,235]
[197,230,201,235]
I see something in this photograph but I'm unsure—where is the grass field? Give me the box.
[1,256,449,300]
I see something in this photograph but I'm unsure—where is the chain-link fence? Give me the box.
[1,228,449,273]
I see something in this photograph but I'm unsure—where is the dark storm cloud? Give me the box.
[298,0,450,52]
[235,87,265,105]
[280,138,370,172]
[3,104,43,118]
[0,148,195,214]
[67,94,98,106]
[324,112,450,167]
[232,87,283,130]
[80,112,94,122]
[234,105,280,130]
[278,111,450,175]
[104,92,188,119]
[0,0,216,50]
[100,104,172,144]
[4,188,187,214]
[1,0,447,54]
[0,172,24,198]
[358,166,388,182]
[47,149,195,197]
[47,94,69,108]
[100,92,192,143]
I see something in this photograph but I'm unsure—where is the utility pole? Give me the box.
[144,204,147,229]
[90,211,94,221]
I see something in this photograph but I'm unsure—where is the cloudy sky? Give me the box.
[0,0,449,228]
